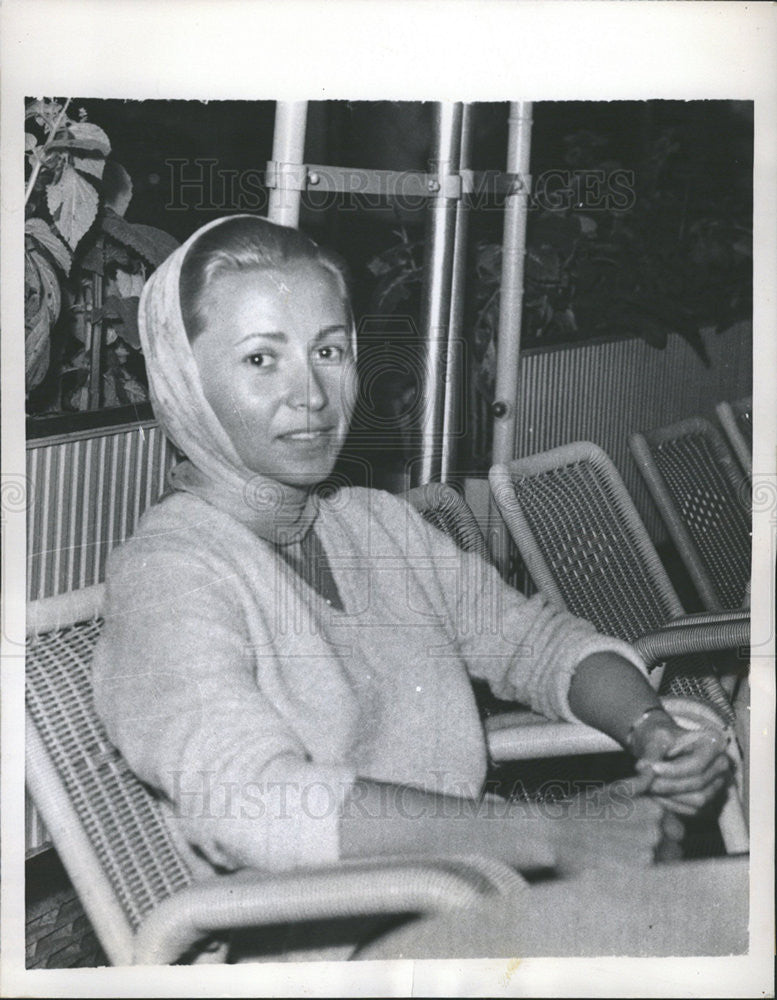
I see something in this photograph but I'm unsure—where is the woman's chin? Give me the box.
[252,463,336,491]
[277,471,331,490]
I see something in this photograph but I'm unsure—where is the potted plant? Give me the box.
[25,97,179,415]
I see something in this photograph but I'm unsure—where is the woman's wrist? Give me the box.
[626,706,678,758]
[568,652,670,747]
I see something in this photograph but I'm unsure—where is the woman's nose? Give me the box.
[286,361,326,411]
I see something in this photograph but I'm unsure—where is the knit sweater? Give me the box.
[93,486,649,877]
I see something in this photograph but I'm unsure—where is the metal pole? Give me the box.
[491,101,533,465]
[489,101,533,569]
[414,102,463,487]
[267,101,308,228]
[441,103,473,484]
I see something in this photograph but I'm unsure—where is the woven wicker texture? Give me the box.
[513,463,672,640]
[716,396,753,477]
[402,482,492,563]
[733,403,752,449]
[490,444,735,723]
[26,618,193,932]
[25,596,529,965]
[631,418,751,610]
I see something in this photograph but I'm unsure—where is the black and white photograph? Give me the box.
[1,2,775,997]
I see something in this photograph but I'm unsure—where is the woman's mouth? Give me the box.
[279,428,335,443]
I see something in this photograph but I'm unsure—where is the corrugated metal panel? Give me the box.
[513,325,752,540]
[27,423,175,602]
[26,422,174,853]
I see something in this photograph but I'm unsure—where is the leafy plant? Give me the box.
[366,119,752,407]
[25,97,178,413]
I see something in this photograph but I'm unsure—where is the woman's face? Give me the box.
[191,260,356,488]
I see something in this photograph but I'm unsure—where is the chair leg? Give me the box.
[731,670,750,819]
[718,786,749,855]
[716,706,749,854]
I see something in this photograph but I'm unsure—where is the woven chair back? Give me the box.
[26,588,193,963]
[630,416,751,611]
[491,442,682,642]
[716,396,752,476]
[489,442,736,716]
[402,482,492,564]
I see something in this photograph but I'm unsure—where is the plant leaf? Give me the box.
[475,242,502,282]
[103,161,133,217]
[67,384,91,412]
[101,370,122,409]
[25,133,38,152]
[113,269,145,298]
[25,99,52,120]
[73,153,106,180]
[99,294,141,348]
[118,372,147,405]
[79,241,104,275]
[102,240,134,270]
[25,217,72,274]
[26,305,52,390]
[24,252,43,322]
[24,256,52,391]
[34,250,62,322]
[46,162,99,250]
[25,248,61,325]
[49,121,111,156]
[101,210,179,266]
[67,348,88,370]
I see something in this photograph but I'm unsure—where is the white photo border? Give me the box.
[2,1,775,996]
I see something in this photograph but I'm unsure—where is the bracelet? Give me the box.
[625,706,668,752]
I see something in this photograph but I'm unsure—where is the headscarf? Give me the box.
[138,215,323,545]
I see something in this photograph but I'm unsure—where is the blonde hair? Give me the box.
[179,215,353,342]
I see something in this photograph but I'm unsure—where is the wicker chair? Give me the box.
[402,475,748,845]
[401,481,492,564]
[28,578,748,964]
[716,396,752,477]
[488,442,749,852]
[629,416,751,612]
[26,585,531,966]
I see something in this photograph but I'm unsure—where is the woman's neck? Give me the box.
[168,460,319,545]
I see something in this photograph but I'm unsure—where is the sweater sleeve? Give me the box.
[397,497,650,722]
[92,536,355,874]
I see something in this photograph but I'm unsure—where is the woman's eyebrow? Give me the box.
[236,331,287,346]
[235,325,348,347]
[314,324,349,342]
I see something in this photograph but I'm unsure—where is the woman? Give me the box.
[93,215,730,943]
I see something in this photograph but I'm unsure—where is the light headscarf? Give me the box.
[139,214,344,545]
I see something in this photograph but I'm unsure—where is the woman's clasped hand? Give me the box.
[631,713,733,816]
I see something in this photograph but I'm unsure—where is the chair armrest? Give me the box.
[662,610,750,628]
[484,695,732,763]
[633,614,750,666]
[486,712,620,761]
[133,854,528,964]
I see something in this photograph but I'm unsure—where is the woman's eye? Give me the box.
[246,352,274,368]
[315,344,345,363]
